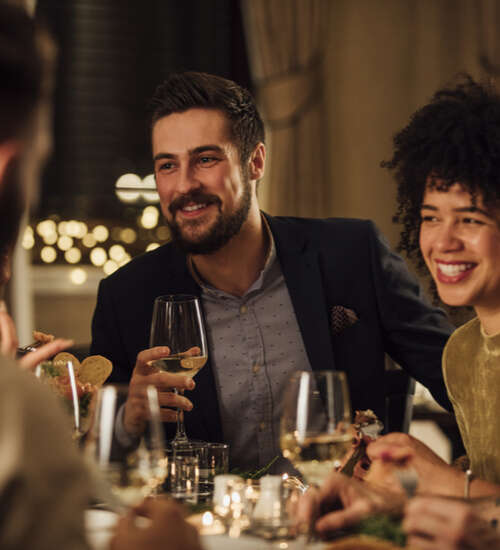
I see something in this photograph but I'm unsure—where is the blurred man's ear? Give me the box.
[0,141,20,188]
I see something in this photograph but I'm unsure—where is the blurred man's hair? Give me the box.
[0,3,52,268]
[0,2,47,142]
[382,74,500,268]
[150,71,265,164]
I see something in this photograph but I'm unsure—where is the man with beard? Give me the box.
[90,72,453,472]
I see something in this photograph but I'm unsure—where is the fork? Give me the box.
[395,467,418,498]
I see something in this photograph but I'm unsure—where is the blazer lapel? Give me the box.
[265,215,336,372]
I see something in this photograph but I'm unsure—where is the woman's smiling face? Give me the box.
[419,182,500,313]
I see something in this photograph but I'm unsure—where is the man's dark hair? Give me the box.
[0,2,46,142]
[150,71,265,163]
[382,74,500,270]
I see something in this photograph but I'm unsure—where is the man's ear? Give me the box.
[248,142,266,181]
[0,141,20,187]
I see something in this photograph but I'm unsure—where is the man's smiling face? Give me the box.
[153,108,254,254]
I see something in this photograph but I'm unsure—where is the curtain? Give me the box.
[241,0,330,217]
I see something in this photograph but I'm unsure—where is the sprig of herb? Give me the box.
[231,454,280,479]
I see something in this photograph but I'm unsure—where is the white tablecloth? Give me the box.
[85,510,325,550]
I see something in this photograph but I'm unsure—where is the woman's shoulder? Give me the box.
[443,317,481,369]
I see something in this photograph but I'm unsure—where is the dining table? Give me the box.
[85,508,327,550]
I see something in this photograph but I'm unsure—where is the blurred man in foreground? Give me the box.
[0,4,202,550]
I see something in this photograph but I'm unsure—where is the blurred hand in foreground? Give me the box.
[110,498,203,550]
[123,346,195,436]
[367,432,463,496]
[297,472,404,537]
[404,496,500,550]
[0,300,73,371]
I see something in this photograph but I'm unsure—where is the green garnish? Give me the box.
[40,361,61,377]
[231,454,280,479]
[350,514,406,546]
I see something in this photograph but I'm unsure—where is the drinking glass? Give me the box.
[280,370,352,487]
[37,359,94,441]
[149,294,208,445]
[86,384,167,509]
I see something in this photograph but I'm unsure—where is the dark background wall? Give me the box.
[35,0,251,219]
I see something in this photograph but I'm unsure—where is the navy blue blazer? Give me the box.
[90,215,453,443]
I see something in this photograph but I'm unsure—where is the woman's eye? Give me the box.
[420,215,437,223]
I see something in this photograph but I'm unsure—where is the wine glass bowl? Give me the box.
[86,384,166,509]
[280,370,352,487]
[149,294,208,445]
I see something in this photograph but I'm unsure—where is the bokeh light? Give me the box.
[93,225,109,243]
[103,259,118,275]
[57,235,73,251]
[90,247,107,266]
[141,205,159,229]
[146,243,160,252]
[109,244,126,262]
[65,247,81,264]
[120,228,137,244]
[41,246,57,263]
[82,234,97,248]
[22,226,35,250]
[70,268,87,285]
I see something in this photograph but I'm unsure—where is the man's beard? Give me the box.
[166,174,252,255]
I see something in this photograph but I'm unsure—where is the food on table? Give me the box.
[40,352,113,435]
[339,409,384,478]
[33,329,55,344]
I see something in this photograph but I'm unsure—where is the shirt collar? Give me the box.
[187,214,277,297]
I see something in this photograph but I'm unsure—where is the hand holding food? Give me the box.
[123,346,195,437]
[297,472,404,537]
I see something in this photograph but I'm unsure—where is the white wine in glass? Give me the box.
[280,370,352,487]
[149,294,208,445]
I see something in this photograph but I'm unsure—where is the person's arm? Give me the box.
[367,222,454,410]
[404,497,500,550]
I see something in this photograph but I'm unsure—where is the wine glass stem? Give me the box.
[173,388,188,443]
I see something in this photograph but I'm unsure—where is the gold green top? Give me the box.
[443,317,500,484]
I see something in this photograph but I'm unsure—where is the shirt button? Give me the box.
[252,364,261,374]
[259,422,267,431]
[240,305,248,314]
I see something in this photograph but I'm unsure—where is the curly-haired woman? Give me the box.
[383,75,500,486]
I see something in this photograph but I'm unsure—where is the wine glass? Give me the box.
[86,384,167,510]
[149,294,208,446]
[280,370,352,487]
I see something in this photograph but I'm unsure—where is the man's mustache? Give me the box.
[168,191,221,215]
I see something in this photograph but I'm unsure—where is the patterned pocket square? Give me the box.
[331,305,359,336]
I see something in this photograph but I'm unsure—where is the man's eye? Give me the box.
[158,162,174,171]
[199,156,218,165]
[462,217,484,225]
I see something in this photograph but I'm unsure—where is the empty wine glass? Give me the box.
[149,294,208,446]
[280,370,352,487]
